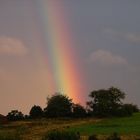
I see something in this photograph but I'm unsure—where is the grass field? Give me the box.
[68,113,140,135]
[0,113,140,140]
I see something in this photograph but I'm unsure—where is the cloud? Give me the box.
[89,50,128,66]
[104,28,140,44]
[125,33,140,43]
[0,37,27,55]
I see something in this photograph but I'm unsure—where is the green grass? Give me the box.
[68,113,140,135]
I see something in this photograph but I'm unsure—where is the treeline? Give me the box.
[7,87,139,121]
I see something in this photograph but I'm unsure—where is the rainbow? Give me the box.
[36,0,83,103]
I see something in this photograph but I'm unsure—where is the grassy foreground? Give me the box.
[68,113,140,135]
[0,113,140,140]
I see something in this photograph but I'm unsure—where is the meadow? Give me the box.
[68,113,140,139]
[0,113,140,140]
[68,113,140,135]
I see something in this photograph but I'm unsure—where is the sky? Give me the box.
[0,0,140,115]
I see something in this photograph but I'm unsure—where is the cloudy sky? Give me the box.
[0,0,140,115]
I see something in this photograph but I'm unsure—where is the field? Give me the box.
[69,113,140,135]
[0,113,140,140]
[68,113,140,139]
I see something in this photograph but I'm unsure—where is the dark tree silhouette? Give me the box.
[115,103,139,117]
[72,104,86,118]
[44,94,73,117]
[87,87,125,117]
[7,110,24,121]
[29,105,43,118]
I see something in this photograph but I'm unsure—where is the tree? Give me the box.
[7,110,24,121]
[29,105,43,118]
[87,87,125,117]
[44,94,73,117]
[72,104,86,118]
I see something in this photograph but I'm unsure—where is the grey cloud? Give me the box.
[89,49,128,66]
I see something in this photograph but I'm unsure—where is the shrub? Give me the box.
[42,130,80,140]
[72,104,87,118]
[7,110,24,121]
[88,134,98,140]
[114,104,139,117]
[123,104,139,113]
[107,132,121,140]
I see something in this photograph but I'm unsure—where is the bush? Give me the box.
[72,104,87,118]
[107,132,121,140]
[42,130,80,140]
[7,110,24,121]
[88,134,98,140]
[123,104,139,113]
[114,104,139,117]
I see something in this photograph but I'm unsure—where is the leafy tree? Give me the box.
[72,104,86,118]
[29,105,43,118]
[87,87,125,117]
[7,110,24,121]
[44,94,73,117]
